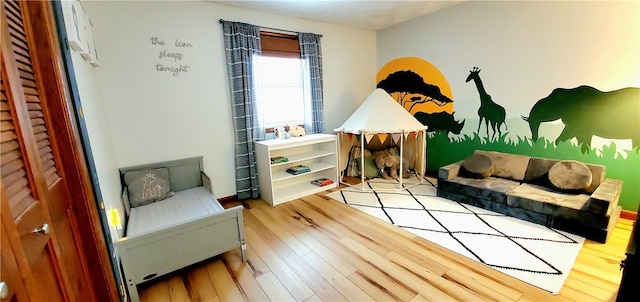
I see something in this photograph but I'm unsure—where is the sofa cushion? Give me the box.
[507,183,590,219]
[525,157,605,194]
[585,164,606,193]
[548,160,592,191]
[438,176,521,205]
[474,150,531,181]
[124,168,173,207]
[462,153,494,178]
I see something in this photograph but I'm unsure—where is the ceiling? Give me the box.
[211,1,464,30]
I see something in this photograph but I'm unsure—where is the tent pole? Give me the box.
[399,131,403,189]
[421,130,425,183]
[361,133,365,190]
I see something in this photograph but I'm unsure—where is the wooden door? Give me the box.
[1,1,116,301]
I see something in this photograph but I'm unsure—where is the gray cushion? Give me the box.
[474,150,531,181]
[462,153,494,178]
[548,160,592,191]
[361,156,380,179]
[124,168,173,207]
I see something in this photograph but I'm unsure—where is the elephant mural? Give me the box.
[522,86,640,153]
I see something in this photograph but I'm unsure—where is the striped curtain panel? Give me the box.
[299,33,325,134]
[222,21,263,200]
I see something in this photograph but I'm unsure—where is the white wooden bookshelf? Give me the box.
[254,133,338,206]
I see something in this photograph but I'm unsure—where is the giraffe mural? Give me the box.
[466,67,507,140]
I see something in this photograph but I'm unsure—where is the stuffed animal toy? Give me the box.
[372,148,410,180]
[290,125,306,137]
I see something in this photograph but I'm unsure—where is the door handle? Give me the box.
[0,281,8,299]
[32,223,50,235]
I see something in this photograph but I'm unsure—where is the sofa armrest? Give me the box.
[588,178,623,214]
[201,171,213,194]
[438,161,463,180]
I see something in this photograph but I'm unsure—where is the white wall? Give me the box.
[68,49,125,238]
[377,0,639,133]
[82,1,376,198]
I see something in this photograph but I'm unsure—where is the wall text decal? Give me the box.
[150,36,193,76]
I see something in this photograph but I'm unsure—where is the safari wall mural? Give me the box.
[376,57,640,211]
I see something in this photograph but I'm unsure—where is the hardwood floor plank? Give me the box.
[408,294,433,302]
[249,202,313,257]
[205,258,245,302]
[223,249,270,302]
[245,208,348,301]
[557,284,604,302]
[562,275,616,301]
[385,251,486,302]
[140,280,170,302]
[347,271,411,301]
[340,237,456,302]
[254,200,359,277]
[442,269,516,302]
[302,252,373,302]
[296,195,392,256]
[303,295,323,302]
[244,225,315,301]
[316,191,452,275]
[246,242,270,276]
[565,269,619,293]
[255,272,296,302]
[276,202,426,301]
[167,275,191,301]
[185,266,220,302]
[570,261,623,284]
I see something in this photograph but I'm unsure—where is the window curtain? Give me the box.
[299,33,325,134]
[222,21,263,200]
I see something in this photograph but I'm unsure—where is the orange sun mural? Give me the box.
[377,57,454,115]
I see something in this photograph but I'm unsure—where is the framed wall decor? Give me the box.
[80,12,93,61]
[87,18,100,67]
[80,9,92,60]
[62,0,87,53]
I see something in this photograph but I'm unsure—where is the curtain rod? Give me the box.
[219,19,323,37]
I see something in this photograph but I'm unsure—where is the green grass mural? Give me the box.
[426,131,639,211]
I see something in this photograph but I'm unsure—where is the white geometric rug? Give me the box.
[326,179,584,294]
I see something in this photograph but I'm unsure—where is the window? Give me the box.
[254,31,310,129]
[254,56,309,128]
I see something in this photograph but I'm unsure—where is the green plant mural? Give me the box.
[426,131,640,211]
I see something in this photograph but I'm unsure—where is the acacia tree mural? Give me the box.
[377,70,464,135]
[377,70,453,109]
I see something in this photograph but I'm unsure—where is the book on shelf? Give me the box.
[286,165,310,175]
[311,178,334,187]
[270,156,289,164]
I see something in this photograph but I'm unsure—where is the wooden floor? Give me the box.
[137,185,633,302]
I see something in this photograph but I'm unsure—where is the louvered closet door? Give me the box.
[1,1,89,301]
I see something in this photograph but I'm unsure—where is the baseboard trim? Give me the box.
[621,210,637,221]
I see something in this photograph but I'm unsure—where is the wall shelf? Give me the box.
[255,134,338,206]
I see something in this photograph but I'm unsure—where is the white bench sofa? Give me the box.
[115,156,246,301]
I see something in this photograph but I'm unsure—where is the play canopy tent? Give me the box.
[334,88,428,189]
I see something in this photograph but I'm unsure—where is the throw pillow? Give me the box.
[548,160,593,191]
[362,156,380,179]
[124,168,173,207]
[462,153,494,178]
